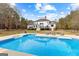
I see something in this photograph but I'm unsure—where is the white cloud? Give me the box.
[22,13,36,20]
[44,5,56,11]
[35,3,56,13]
[36,3,42,7]
[37,12,67,21]
[59,11,67,18]
[67,7,71,10]
[59,14,66,18]
[39,10,46,13]
[46,13,58,20]
[36,3,42,10]
[70,3,79,10]
[10,3,16,6]
[9,3,16,8]
[31,14,34,17]
[22,9,26,12]
[60,12,64,14]
[67,12,70,14]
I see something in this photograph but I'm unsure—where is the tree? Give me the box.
[0,3,20,30]
[56,18,66,29]
[56,10,79,30]
[20,17,28,29]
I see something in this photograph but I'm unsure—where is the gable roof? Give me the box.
[36,18,50,22]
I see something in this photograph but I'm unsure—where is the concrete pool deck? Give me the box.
[0,33,35,41]
[0,48,32,56]
[36,34,79,39]
[0,33,27,41]
[1,33,79,40]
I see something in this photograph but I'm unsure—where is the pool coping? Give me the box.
[35,34,79,40]
[0,33,79,41]
[0,48,32,56]
[0,33,28,41]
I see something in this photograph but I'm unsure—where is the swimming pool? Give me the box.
[0,34,79,56]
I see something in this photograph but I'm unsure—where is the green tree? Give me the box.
[20,17,28,29]
[57,10,79,30]
[0,3,20,30]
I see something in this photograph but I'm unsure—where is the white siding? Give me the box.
[34,21,49,27]
[27,21,56,29]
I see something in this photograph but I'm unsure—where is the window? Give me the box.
[51,25,53,27]
[40,23,43,25]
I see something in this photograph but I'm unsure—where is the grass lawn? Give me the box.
[0,29,26,37]
[0,29,51,37]
[0,29,79,37]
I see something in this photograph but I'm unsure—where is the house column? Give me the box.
[36,24,40,31]
[51,24,56,31]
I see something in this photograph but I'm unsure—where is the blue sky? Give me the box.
[11,3,79,21]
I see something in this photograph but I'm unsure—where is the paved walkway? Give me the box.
[0,48,32,56]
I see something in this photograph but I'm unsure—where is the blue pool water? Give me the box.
[0,34,79,56]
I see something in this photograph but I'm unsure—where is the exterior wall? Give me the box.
[51,24,56,31]
[34,21,51,29]
[34,21,49,26]
[27,24,36,29]
[27,21,56,30]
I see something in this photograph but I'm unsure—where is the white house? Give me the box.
[27,16,56,31]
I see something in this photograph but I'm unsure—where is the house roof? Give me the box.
[35,18,50,22]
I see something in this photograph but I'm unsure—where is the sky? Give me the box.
[10,3,79,21]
